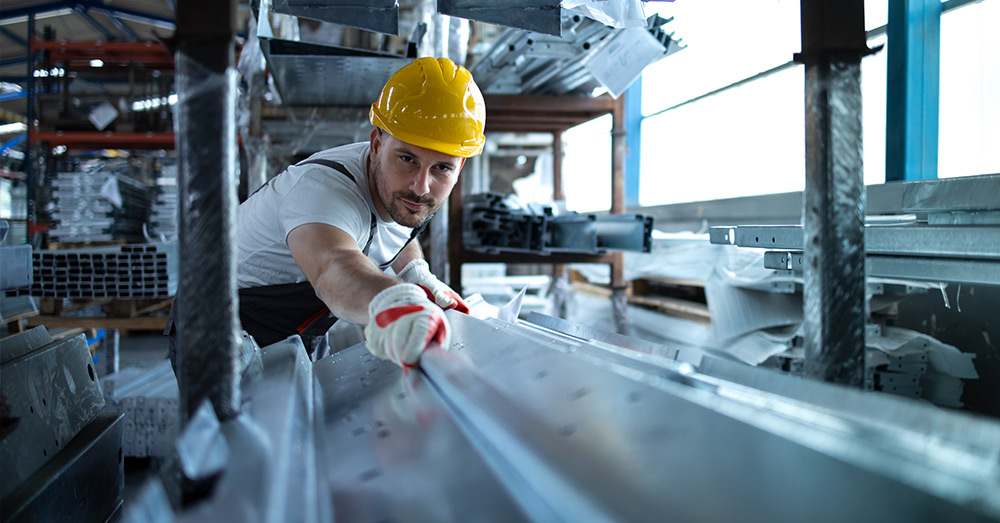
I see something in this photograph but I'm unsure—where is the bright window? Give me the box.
[939,1,1000,178]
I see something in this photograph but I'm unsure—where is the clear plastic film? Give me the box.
[237,13,270,195]
[562,0,647,28]
[173,50,242,420]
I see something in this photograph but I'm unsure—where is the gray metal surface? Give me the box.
[0,325,52,364]
[271,0,398,35]
[713,224,1000,259]
[765,250,1000,286]
[315,341,529,522]
[595,213,654,252]
[524,310,701,364]
[0,333,106,498]
[1,412,125,523]
[440,312,1000,521]
[903,173,1000,213]
[438,0,562,36]
[867,255,1000,287]
[634,182,908,232]
[0,244,32,290]
[261,37,411,107]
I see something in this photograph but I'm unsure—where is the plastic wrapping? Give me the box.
[562,0,647,28]
[238,14,270,195]
[802,58,867,385]
[173,49,242,421]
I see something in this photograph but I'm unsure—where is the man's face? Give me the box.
[369,129,465,229]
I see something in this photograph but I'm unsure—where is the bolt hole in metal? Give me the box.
[88,363,95,381]
[42,398,47,406]
[30,406,35,414]
[43,449,47,457]
[55,439,59,448]
[359,468,382,482]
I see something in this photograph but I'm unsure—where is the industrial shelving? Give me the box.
[446,93,629,326]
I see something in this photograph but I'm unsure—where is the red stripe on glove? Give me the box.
[375,304,425,327]
[444,291,470,314]
[423,313,447,347]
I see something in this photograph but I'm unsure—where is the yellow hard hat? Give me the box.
[370,57,486,158]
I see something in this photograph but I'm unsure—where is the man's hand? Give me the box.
[396,259,470,314]
[364,283,451,368]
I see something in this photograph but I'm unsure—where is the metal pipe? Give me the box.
[611,96,627,334]
[25,15,35,227]
[797,0,870,386]
[174,0,240,423]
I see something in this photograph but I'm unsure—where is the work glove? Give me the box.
[364,283,451,368]
[396,259,470,314]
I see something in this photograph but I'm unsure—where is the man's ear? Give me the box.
[370,127,382,154]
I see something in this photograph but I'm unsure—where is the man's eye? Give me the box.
[399,155,414,163]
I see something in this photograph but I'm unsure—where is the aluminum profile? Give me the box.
[102,361,179,458]
[30,242,177,299]
[47,169,153,244]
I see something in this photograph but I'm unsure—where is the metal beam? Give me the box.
[0,56,29,68]
[886,0,941,181]
[796,0,871,386]
[91,7,138,42]
[73,6,114,41]
[77,0,176,29]
[624,78,642,208]
[0,27,27,48]
[174,0,240,424]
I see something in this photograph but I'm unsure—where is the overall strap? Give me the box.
[297,159,378,256]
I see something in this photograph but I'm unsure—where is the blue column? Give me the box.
[886,0,941,181]
[624,78,643,207]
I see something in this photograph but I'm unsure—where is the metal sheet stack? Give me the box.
[102,361,179,458]
[47,166,153,244]
[30,242,177,299]
[0,326,124,522]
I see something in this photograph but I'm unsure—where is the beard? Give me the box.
[371,156,440,229]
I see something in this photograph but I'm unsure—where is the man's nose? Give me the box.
[410,168,431,196]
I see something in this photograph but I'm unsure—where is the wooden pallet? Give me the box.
[28,297,173,335]
[46,239,126,250]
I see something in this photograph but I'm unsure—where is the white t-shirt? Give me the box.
[236,142,413,288]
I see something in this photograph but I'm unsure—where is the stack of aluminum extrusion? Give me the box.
[102,361,179,458]
[47,166,153,244]
[30,242,177,299]
[0,326,124,522]
[463,192,653,255]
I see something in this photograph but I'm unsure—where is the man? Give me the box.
[220,57,483,368]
